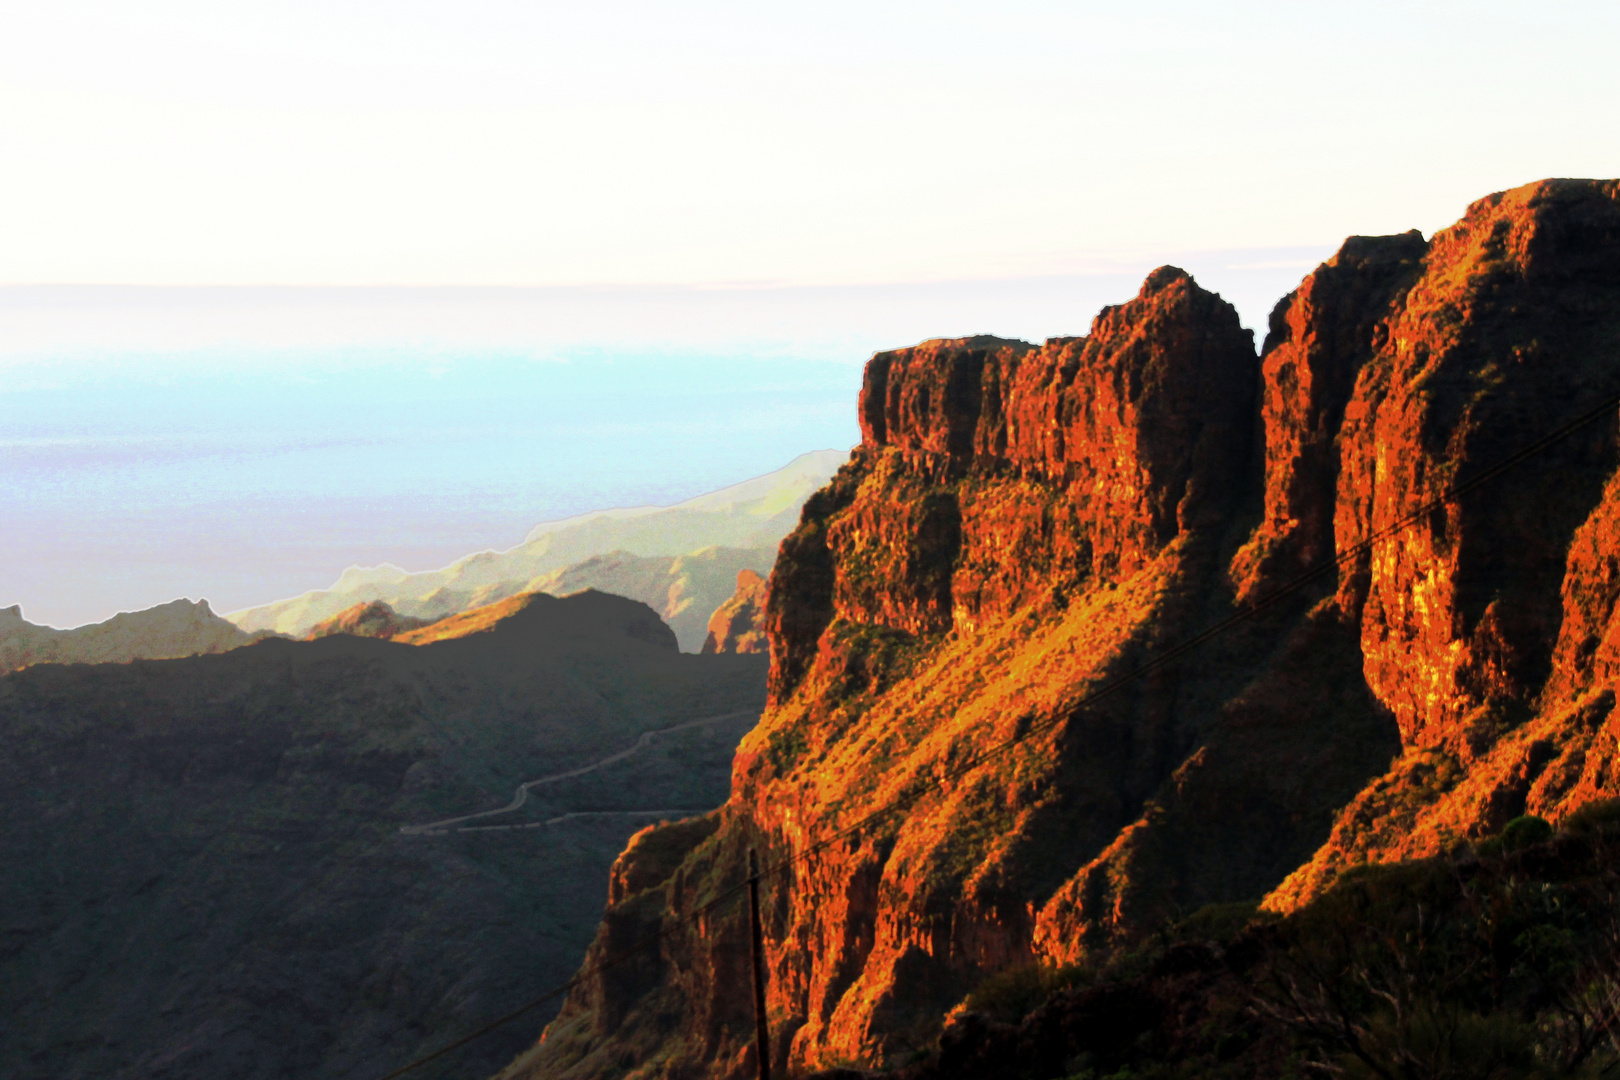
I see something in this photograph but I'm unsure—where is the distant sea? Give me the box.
[0,347,864,628]
[0,255,1329,628]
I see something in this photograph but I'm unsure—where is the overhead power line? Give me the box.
[373,389,1620,1080]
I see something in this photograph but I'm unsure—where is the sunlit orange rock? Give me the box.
[1332,180,1620,753]
[1229,230,1427,602]
[702,569,770,654]
[511,180,1620,1079]
[521,269,1276,1078]
[769,269,1256,704]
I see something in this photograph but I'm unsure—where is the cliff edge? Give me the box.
[510,179,1620,1078]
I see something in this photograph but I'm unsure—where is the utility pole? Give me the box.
[748,848,771,1080]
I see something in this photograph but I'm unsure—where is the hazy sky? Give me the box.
[4,0,1617,288]
[3,1,1618,629]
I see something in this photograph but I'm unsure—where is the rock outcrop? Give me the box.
[1265,178,1620,908]
[1228,229,1429,601]
[513,179,1620,1079]
[702,570,769,654]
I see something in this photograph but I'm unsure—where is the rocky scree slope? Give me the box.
[512,179,1620,1079]
[0,590,767,1080]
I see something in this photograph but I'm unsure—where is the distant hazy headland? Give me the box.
[227,449,847,651]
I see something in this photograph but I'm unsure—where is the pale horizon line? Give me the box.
[0,244,1344,293]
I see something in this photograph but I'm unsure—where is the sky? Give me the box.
[1,1,1617,627]
[4,0,1617,287]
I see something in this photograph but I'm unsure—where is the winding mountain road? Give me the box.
[400,708,758,836]
[455,809,715,833]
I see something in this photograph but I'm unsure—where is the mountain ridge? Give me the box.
[227,450,847,648]
[0,596,270,673]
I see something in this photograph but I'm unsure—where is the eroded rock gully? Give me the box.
[507,179,1620,1079]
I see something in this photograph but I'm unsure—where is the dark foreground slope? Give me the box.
[0,589,766,1080]
[514,180,1620,1079]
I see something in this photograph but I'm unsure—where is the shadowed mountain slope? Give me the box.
[0,589,766,1080]
[514,179,1620,1079]
[303,550,774,653]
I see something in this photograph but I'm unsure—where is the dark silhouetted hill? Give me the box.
[0,589,766,1080]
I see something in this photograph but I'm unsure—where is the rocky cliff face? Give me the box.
[515,179,1620,1079]
[1265,178,1620,908]
[702,570,770,654]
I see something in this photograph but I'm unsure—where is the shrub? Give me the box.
[1476,814,1552,857]
[1561,797,1620,838]
[1171,900,1264,945]
[963,961,1091,1023]
[1333,1000,1539,1080]
[1501,814,1553,851]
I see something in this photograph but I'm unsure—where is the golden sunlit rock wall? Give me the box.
[509,179,1620,1080]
